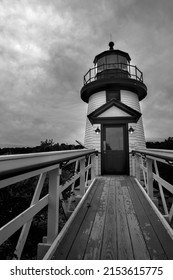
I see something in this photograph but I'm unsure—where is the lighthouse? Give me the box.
[80,42,147,175]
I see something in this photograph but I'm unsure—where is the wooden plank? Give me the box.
[122,183,150,259]
[116,179,134,259]
[67,178,105,259]
[130,177,173,259]
[44,179,97,259]
[128,177,167,259]
[100,177,118,259]
[135,178,173,242]
[52,178,100,259]
[84,177,109,259]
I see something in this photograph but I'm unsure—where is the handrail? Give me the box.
[0,149,98,259]
[83,63,143,85]
[0,149,96,180]
[133,148,173,162]
[132,148,173,229]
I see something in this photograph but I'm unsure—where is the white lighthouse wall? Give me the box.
[121,90,146,149]
[84,91,106,175]
[84,90,146,175]
[121,90,146,175]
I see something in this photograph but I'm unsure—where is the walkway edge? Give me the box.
[43,178,97,260]
[134,177,173,240]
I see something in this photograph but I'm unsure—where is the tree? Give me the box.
[39,139,55,152]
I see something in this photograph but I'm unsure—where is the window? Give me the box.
[117,55,128,70]
[106,127,124,150]
[106,54,118,69]
[96,57,106,72]
[106,90,120,102]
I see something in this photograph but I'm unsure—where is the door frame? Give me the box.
[101,123,129,175]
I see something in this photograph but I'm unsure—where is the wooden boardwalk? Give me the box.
[51,176,173,260]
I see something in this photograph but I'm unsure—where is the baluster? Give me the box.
[67,160,79,212]
[154,160,168,215]
[147,157,153,198]
[95,152,99,176]
[135,154,141,182]
[47,166,61,244]
[129,64,131,76]
[131,152,136,177]
[169,204,173,223]
[85,156,90,187]
[141,156,147,190]
[79,157,85,196]
[91,154,96,180]
[135,66,137,80]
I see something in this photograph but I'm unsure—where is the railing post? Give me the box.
[95,153,99,176]
[91,154,96,180]
[89,69,91,82]
[79,157,85,196]
[135,66,137,80]
[37,166,61,259]
[47,166,61,244]
[154,160,167,213]
[131,152,136,177]
[147,157,153,198]
[136,154,141,182]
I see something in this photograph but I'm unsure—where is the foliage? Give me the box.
[0,139,82,259]
[146,137,173,150]
[0,139,83,155]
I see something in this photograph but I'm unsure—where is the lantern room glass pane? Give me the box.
[96,54,129,73]
[118,55,128,70]
[97,57,106,72]
[106,54,118,69]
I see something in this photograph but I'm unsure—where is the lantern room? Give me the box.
[94,41,131,74]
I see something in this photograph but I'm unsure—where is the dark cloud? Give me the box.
[0,0,173,146]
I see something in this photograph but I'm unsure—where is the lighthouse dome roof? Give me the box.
[93,42,131,64]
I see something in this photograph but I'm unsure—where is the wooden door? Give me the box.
[101,124,129,175]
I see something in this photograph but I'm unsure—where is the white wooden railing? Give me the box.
[132,148,173,224]
[0,149,98,259]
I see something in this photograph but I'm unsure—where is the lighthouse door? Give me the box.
[101,124,129,175]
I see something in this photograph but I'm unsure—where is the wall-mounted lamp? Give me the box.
[128,126,135,134]
[95,127,101,134]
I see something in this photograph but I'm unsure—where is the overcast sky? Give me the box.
[0,0,173,146]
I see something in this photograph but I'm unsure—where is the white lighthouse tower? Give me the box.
[80,42,147,175]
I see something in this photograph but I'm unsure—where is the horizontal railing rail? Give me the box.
[132,148,173,227]
[83,63,143,84]
[0,149,98,259]
[0,149,96,180]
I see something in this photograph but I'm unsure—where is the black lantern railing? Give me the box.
[83,63,143,85]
